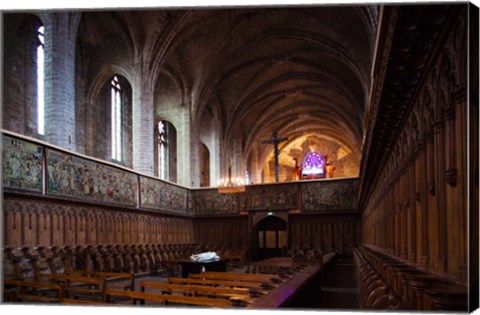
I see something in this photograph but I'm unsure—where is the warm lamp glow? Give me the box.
[218,171,246,194]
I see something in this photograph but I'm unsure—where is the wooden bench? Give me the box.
[140,281,253,305]
[61,298,110,305]
[68,270,135,290]
[222,255,244,268]
[4,279,63,303]
[190,271,282,286]
[167,277,268,295]
[104,288,234,307]
[35,273,107,301]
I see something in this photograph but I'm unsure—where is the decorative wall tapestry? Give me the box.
[190,189,238,215]
[140,176,162,209]
[140,176,188,214]
[301,178,359,212]
[46,149,137,206]
[2,135,43,192]
[238,183,298,211]
[159,181,188,214]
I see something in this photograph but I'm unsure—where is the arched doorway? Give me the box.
[254,215,287,261]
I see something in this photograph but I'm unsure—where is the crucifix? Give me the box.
[262,130,288,182]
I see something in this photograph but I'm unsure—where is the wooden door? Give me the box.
[254,216,287,261]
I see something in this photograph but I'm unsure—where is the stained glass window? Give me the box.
[158,120,166,179]
[302,152,326,176]
[111,76,122,161]
[37,26,45,135]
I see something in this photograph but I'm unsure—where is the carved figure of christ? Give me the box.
[262,130,288,182]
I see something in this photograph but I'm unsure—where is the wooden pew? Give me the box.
[190,271,283,286]
[104,288,234,307]
[35,273,107,301]
[4,279,63,303]
[140,281,253,305]
[61,298,110,306]
[68,270,135,290]
[167,277,268,295]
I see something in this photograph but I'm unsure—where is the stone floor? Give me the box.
[287,255,359,310]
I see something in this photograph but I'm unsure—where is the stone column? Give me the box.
[132,61,155,176]
[189,128,200,187]
[43,12,80,151]
[231,134,245,182]
[251,149,263,184]
[209,121,221,186]
[175,107,194,186]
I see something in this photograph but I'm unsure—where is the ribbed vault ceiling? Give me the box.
[78,5,379,182]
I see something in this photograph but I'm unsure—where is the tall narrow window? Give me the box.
[111,76,122,161]
[158,121,166,179]
[37,26,45,135]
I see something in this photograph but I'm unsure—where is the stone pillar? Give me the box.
[132,61,154,175]
[43,12,80,151]
[173,107,195,186]
[251,149,262,184]
[190,129,200,187]
[209,121,221,186]
[231,134,245,182]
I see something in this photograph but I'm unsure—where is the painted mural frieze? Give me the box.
[2,135,43,192]
[190,189,238,215]
[301,179,359,212]
[46,149,137,206]
[139,176,188,214]
[239,184,298,211]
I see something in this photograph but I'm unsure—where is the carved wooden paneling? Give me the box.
[64,210,75,245]
[76,210,87,245]
[5,207,22,246]
[52,208,64,246]
[361,7,471,283]
[38,210,51,245]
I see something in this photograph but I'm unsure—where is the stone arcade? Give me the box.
[1,2,479,312]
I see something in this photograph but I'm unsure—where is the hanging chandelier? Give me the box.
[218,169,246,194]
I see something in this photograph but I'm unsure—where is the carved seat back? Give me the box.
[3,248,17,280]
[17,259,35,280]
[74,245,86,270]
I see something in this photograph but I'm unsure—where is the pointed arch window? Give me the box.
[111,76,122,161]
[37,25,45,135]
[155,120,177,182]
[158,120,167,179]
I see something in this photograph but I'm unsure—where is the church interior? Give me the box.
[1,1,479,312]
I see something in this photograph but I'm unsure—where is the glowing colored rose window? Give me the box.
[302,152,326,176]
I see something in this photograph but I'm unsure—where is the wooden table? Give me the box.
[178,259,227,278]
